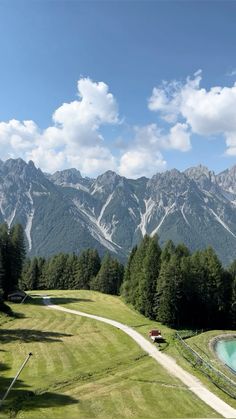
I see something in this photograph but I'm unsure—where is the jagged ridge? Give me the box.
[0,158,235,265]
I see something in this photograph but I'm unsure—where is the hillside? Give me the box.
[0,291,219,418]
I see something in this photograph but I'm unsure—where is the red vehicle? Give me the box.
[149,329,163,342]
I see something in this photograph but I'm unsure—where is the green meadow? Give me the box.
[0,290,224,418]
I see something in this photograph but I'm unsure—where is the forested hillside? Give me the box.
[0,222,26,312]
[1,220,235,332]
[121,235,236,329]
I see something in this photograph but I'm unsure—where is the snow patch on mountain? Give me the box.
[98,193,114,224]
[73,199,120,253]
[60,182,89,192]
[33,191,50,197]
[6,207,17,228]
[128,207,137,219]
[139,198,155,236]
[151,203,176,236]
[25,185,35,250]
[181,203,190,226]
[25,209,35,250]
[209,208,236,239]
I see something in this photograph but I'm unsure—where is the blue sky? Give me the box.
[0,0,236,177]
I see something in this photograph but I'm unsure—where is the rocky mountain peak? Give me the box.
[184,164,217,192]
[49,168,82,185]
[217,165,236,195]
[91,170,124,195]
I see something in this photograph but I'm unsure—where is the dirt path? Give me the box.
[43,296,236,418]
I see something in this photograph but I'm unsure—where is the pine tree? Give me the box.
[120,245,137,303]
[37,257,46,289]
[156,258,176,326]
[91,254,123,295]
[128,235,151,308]
[228,260,236,328]
[44,254,67,289]
[9,224,26,290]
[74,249,101,289]
[160,240,175,263]
[136,235,161,319]
[0,251,5,300]
[156,252,186,327]
[0,223,12,298]
[19,258,31,290]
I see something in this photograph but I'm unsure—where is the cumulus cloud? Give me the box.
[117,122,191,178]
[119,149,166,179]
[0,78,119,176]
[2,71,235,178]
[149,70,236,155]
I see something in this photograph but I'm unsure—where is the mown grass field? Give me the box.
[0,290,225,418]
[37,290,236,410]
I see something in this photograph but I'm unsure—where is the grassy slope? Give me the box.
[0,292,219,419]
[38,290,236,410]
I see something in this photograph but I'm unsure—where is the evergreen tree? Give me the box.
[26,258,40,290]
[120,245,137,302]
[36,257,46,289]
[9,224,26,290]
[65,253,79,289]
[128,235,151,307]
[91,254,123,295]
[19,258,31,290]
[161,240,175,263]
[156,257,178,326]
[0,223,12,297]
[203,247,224,327]
[44,254,67,289]
[175,243,190,258]
[0,251,5,300]
[229,260,236,328]
[136,235,161,319]
[74,249,101,289]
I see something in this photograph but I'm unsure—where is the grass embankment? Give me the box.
[0,291,220,418]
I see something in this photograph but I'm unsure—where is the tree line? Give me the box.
[20,250,124,296]
[0,223,26,311]
[0,219,236,330]
[121,235,236,329]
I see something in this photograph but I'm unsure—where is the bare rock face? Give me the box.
[0,158,236,265]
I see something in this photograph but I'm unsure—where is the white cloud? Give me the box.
[134,122,191,152]
[117,122,190,178]
[168,123,191,152]
[149,70,236,155]
[119,149,166,179]
[0,78,119,176]
[0,119,40,157]
[225,132,236,156]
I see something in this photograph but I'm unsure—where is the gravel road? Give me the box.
[43,296,236,418]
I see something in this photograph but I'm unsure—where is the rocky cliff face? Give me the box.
[0,158,235,265]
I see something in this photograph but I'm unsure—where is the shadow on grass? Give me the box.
[0,329,73,344]
[2,390,78,417]
[132,323,151,328]
[26,295,94,306]
[0,361,78,416]
[50,297,94,305]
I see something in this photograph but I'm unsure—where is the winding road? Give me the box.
[43,296,236,418]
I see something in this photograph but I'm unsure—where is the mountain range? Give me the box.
[0,158,235,265]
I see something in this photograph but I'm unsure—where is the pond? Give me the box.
[215,339,236,373]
